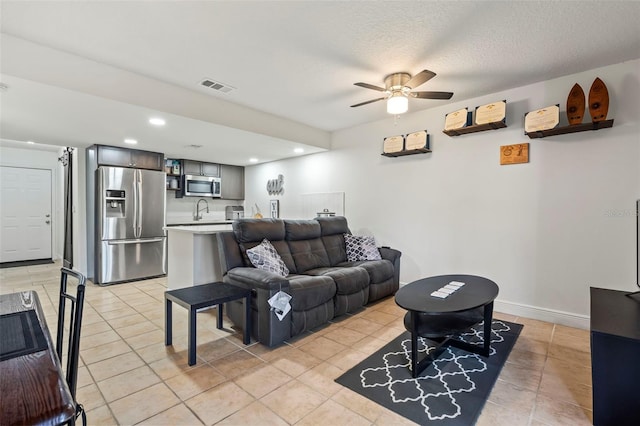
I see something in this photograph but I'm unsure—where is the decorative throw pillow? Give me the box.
[344,234,382,261]
[246,239,289,277]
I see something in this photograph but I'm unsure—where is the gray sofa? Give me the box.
[217,216,401,346]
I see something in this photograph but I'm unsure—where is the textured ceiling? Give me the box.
[1,1,639,164]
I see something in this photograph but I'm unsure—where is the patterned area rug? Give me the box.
[335,320,522,425]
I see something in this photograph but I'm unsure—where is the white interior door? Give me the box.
[0,166,52,262]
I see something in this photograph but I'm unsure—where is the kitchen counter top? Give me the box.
[164,224,232,234]
[166,220,233,226]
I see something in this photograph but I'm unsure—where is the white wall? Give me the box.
[245,59,640,328]
[0,145,64,261]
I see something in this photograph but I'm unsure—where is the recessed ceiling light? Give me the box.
[294,148,304,154]
[149,117,165,126]
[124,139,138,144]
[249,158,258,163]
[27,141,35,144]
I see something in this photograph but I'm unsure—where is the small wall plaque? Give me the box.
[383,135,404,153]
[405,130,428,150]
[444,108,472,131]
[475,100,506,125]
[500,143,529,165]
[524,105,560,134]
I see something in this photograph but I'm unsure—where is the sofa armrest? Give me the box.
[226,267,291,292]
[224,266,292,347]
[379,246,402,287]
[379,246,401,263]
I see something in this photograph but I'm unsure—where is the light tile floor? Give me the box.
[0,261,593,425]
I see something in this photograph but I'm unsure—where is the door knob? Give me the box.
[45,214,50,217]
[45,220,50,224]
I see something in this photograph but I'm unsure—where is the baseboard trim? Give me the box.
[494,299,590,330]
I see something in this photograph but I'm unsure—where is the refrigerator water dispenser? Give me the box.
[105,190,125,218]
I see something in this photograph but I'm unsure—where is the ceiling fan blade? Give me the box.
[354,82,386,92]
[350,97,386,107]
[405,70,436,89]
[411,91,454,100]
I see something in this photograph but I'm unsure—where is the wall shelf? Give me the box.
[443,121,507,137]
[525,119,614,139]
[381,148,431,157]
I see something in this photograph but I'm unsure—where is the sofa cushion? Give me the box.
[339,259,394,284]
[344,234,382,261]
[317,216,350,265]
[285,220,331,273]
[233,219,297,273]
[246,239,289,277]
[305,266,369,295]
[287,274,336,311]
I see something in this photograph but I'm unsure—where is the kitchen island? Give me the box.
[164,223,233,290]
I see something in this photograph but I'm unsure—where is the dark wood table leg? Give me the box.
[482,301,494,356]
[216,303,223,329]
[411,311,419,378]
[188,307,197,366]
[243,294,251,345]
[165,298,172,346]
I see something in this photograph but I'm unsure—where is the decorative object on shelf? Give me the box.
[588,77,609,122]
[381,131,430,157]
[475,100,506,125]
[443,101,508,136]
[383,135,404,154]
[267,174,284,195]
[566,83,586,125]
[524,104,560,134]
[351,69,454,115]
[500,143,529,165]
[405,130,428,150]
[270,200,280,218]
[252,203,263,219]
[444,108,472,131]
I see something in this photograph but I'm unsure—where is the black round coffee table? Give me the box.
[395,274,499,377]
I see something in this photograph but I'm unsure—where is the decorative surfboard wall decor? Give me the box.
[567,83,586,125]
[588,77,609,122]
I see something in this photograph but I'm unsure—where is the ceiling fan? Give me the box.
[351,69,453,114]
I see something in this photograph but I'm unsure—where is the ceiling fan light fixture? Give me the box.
[387,93,408,115]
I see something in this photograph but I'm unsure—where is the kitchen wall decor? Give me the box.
[500,143,529,165]
[267,174,284,195]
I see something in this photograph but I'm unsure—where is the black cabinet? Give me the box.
[95,145,164,171]
[220,164,244,200]
[183,160,219,177]
[590,287,640,426]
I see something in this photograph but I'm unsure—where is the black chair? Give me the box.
[56,267,87,425]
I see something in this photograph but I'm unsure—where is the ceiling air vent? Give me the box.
[200,78,235,94]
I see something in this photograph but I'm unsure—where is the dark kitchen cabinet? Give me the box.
[220,164,244,200]
[96,145,164,171]
[183,160,220,177]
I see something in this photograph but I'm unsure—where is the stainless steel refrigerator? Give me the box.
[95,166,166,284]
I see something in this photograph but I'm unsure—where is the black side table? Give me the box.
[165,282,252,366]
[395,274,499,377]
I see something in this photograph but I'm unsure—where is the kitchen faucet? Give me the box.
[194,198,209,221]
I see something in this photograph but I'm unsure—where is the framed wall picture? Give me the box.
[270,199,279,218]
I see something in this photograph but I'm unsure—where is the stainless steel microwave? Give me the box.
[183,174,221,197]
